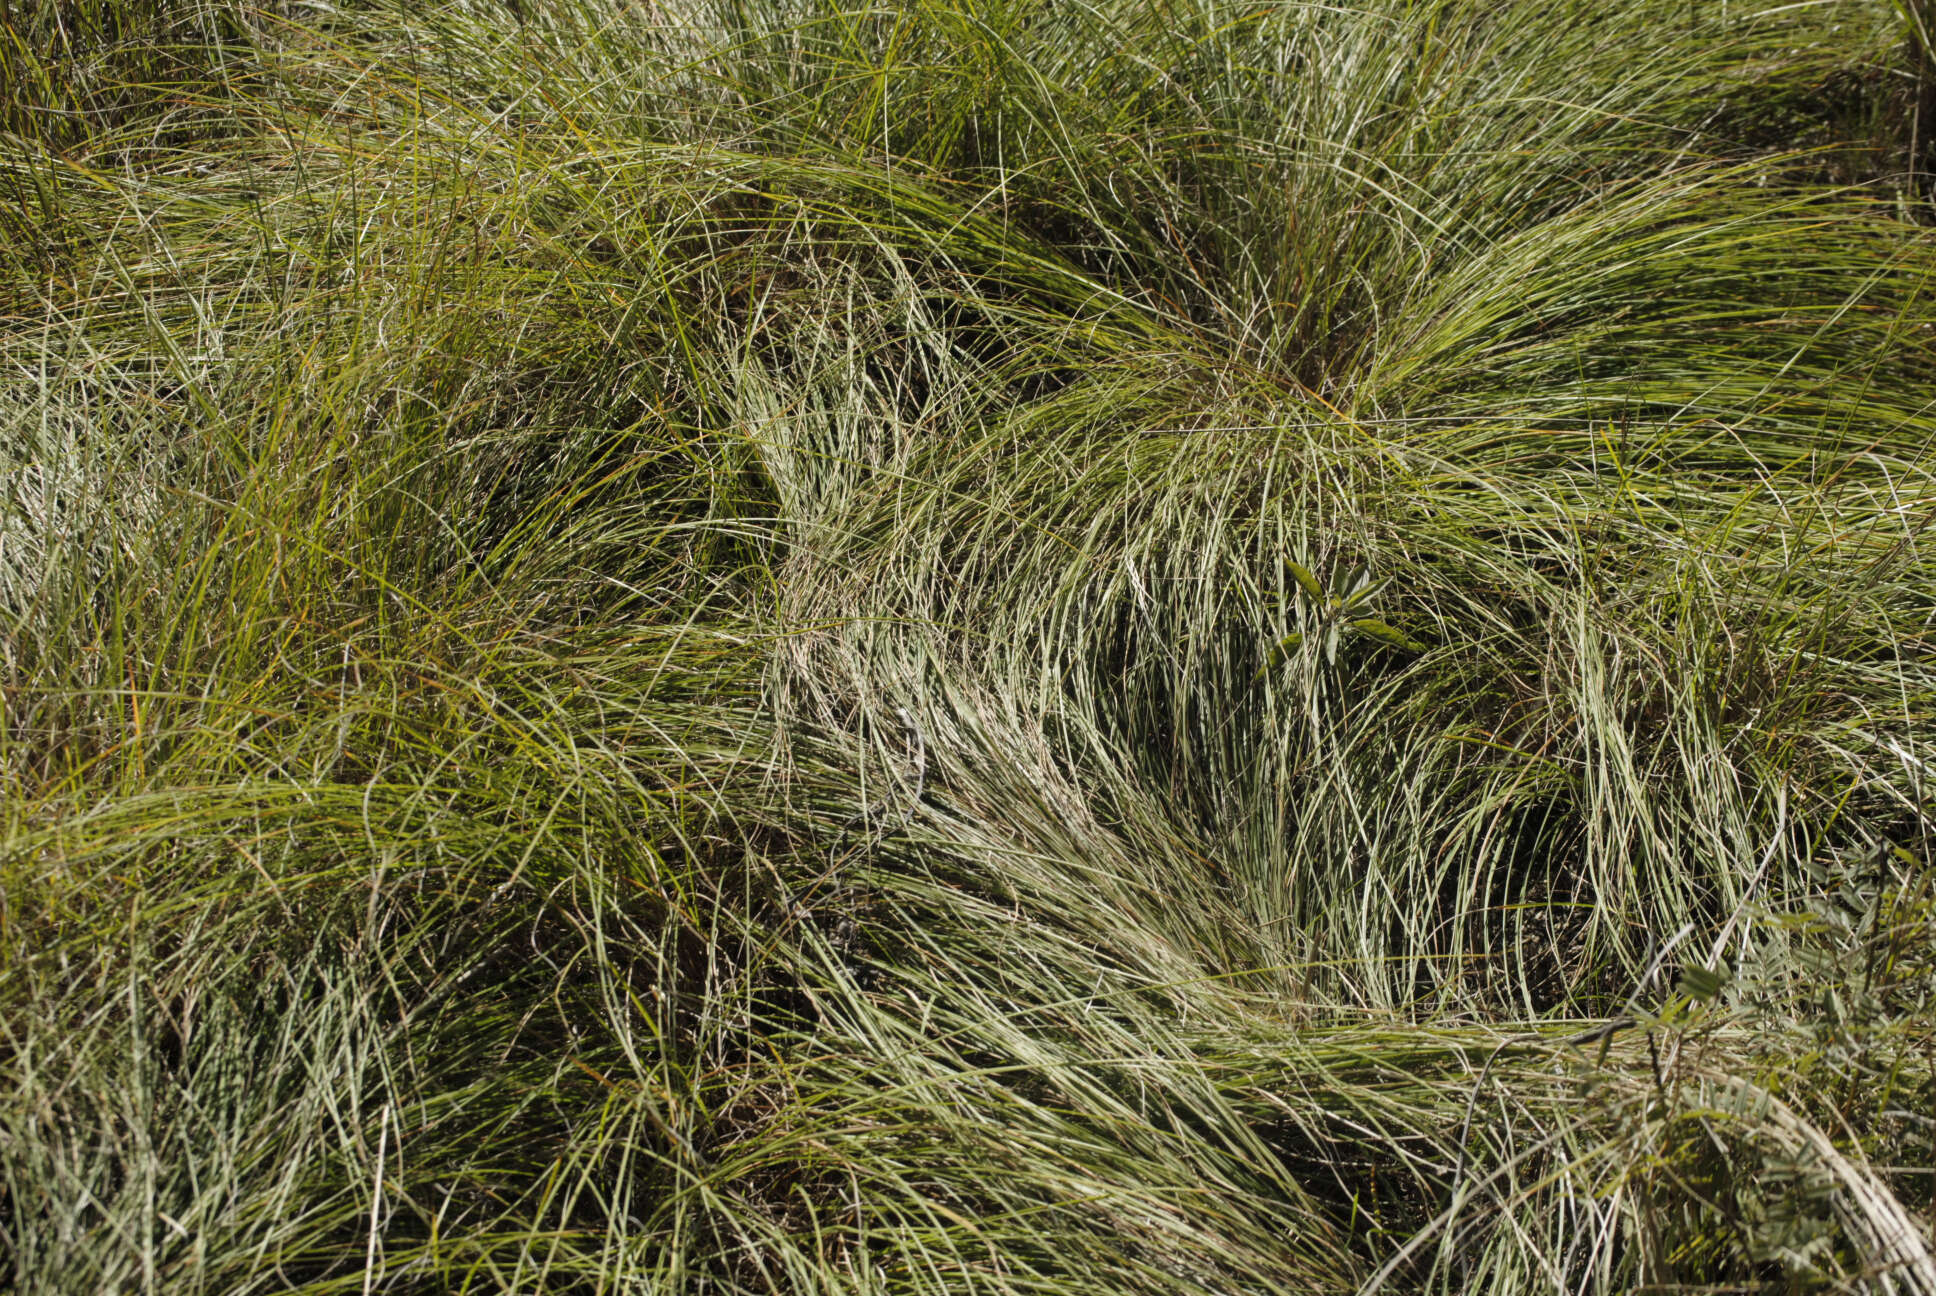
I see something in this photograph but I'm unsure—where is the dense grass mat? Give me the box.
[5,0,1936,1290]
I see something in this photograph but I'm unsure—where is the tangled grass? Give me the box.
[5,0,1936,1290]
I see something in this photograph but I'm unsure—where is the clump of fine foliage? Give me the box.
[5,0,1936,1291]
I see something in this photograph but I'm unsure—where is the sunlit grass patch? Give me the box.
[4,0,1936,1291]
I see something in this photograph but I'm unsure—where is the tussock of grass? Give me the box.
[5,0,1936,1291]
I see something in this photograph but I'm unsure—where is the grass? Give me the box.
[5,0,1936,1290]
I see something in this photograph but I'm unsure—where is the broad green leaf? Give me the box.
[1284,560,1325,604]
[1252,632,1304,680]
[1347,618,1427,653]
[1679,963,1729,1003]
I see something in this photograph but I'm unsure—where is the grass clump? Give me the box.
[5,0,1936,1291]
